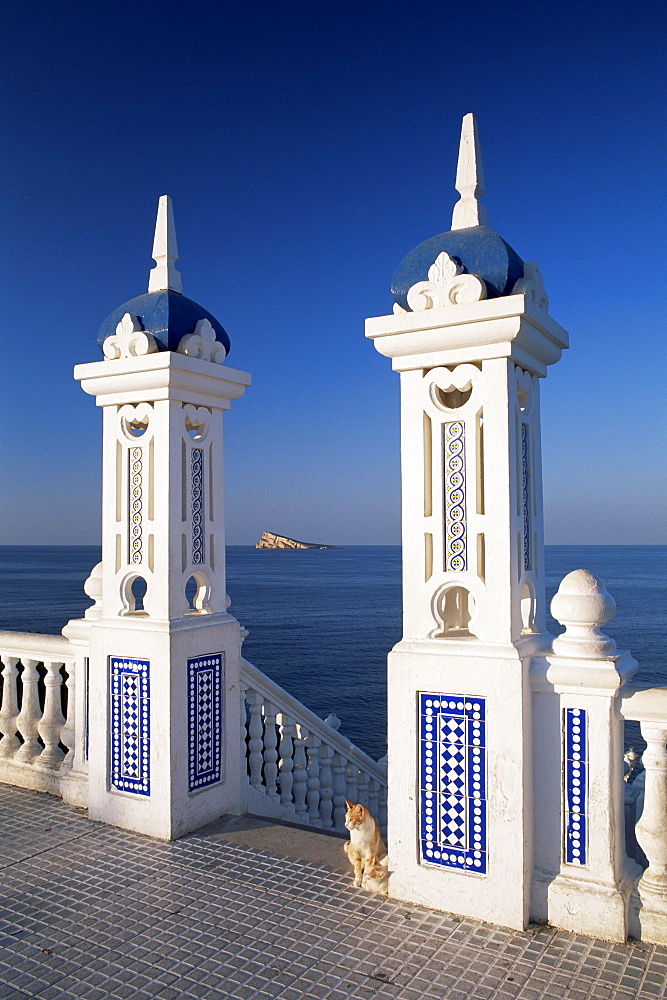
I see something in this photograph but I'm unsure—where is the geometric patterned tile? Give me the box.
[187,654,223,791]
[420,693,487,874]
[110,658,150,795]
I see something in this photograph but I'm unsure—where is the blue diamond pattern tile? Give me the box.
[110,658,150,796]
[419,693,487,875]
[188,654,223,791]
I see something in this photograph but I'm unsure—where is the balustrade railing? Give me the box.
[241,657,387,836]
[0,631,85,798]
[620,683,667,936]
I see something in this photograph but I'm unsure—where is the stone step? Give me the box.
[196,813,349,872]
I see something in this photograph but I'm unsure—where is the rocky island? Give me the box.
[255,531,334,550]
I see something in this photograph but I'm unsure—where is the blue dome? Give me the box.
[97,290,231,357]
[391,225,524,312]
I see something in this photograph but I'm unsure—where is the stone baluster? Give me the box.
[318,739,334,829]
[332,751,348,831]
[278,715,296,807]
[262,700,279,799]
[0,656,21,759]
[635,725,667,899]
[246,689,265,789]
[368,777,379,821]
[15,659,42,762]
[377,761,388,833]
[357,769,369,808]
[37,661,66,768]
[240,679,249,775]
[59,663,75,763]
[379,785,388,835]
[305,732,322,827]
[346,761,359,804]
[292,728,309,819]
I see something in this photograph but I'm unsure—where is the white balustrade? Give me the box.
[15,659,42,763]
[345,761,359,805]
[318,741,334,829]
[357,769,369,809]
[292,733,309,819]
[332,751,348,830]
[262,700,279,799]
[278,716,296,806]
[305,732,322,827]
[0,656,21,759]
[620,684,667,943]
[246,688,265,788]
[37,660,67,768]
[59,663,75,763]
[635,725,667,896]
[241,658,387,835]
[0,632,84,799]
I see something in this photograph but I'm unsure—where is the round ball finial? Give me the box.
[83,562,104,620]
[551,569,617,658]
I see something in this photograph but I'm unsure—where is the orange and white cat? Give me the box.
[343,799,387,888]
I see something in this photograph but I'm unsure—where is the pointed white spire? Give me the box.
[451,113,488,231]
[148,195,182,293]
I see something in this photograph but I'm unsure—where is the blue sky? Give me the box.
[1,0,664,545]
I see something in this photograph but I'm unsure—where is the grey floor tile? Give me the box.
[3,785,667,1000]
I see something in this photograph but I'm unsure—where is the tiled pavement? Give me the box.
[1,786,666,1000]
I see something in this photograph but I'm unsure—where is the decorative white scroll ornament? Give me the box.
[182,403,210,440]
[103,313,158,360]
[428,363,479,410]
[512,261,548,311]
[177,318,226,364]
[406,252,487,311]
[119,402,153,441]
[516,367,533,414]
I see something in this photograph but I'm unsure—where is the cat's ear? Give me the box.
[345,799,355,809]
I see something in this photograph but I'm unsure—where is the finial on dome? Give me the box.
[148,195,182,294]
[451,113,488,231]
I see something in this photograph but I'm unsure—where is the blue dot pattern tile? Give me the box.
[419,693,487,874]
[564,707,587,865]
[110,658,150,795]
[188,654,223,791]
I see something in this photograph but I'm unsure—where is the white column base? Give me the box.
[629,890,667,945]
[547,873,629,941]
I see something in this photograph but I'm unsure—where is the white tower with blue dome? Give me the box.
[367,115,569,928]
[73,198,250,839]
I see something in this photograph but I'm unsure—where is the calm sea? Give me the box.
[0,545,664,759]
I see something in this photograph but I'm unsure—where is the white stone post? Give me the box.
[531,570,638,941]
[71,197,251,839]
[366,114,567,930]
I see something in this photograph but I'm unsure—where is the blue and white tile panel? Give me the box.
[419,693,487,874]
[191,448,204,565]
[521,424,531,571]
[564,708,587,865]
[444,421,467,572]
[110,658,150,796]
[129,446,143,564]
[188,654,223,791]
